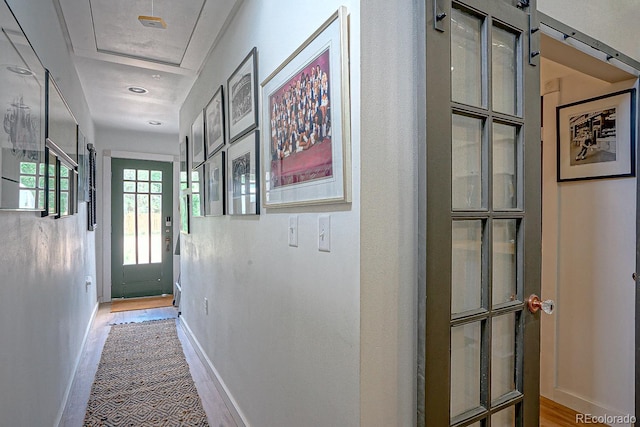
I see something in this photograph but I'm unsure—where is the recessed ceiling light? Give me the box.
[148,120,162,126]
[128,86,148,94]
[7,66,33,76]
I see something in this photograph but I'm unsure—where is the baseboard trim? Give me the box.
[55,301,100,427]
[179,317,249,427]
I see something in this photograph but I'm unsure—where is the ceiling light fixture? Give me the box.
[138,0,167,29]
[7,66,33,76]
[148,120,162,126]
[128,86,148,94]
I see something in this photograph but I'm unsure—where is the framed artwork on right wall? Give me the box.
[557,88,636,182]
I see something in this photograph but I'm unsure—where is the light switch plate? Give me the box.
[288,215,298,247]
[318,215,331,252]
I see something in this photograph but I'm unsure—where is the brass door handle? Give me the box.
[527,294,554,314]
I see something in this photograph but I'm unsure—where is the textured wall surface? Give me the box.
[0,1,98,425]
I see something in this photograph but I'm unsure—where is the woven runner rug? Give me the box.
[84,319,209,426]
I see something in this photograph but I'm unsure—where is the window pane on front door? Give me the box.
[122,168,163,266]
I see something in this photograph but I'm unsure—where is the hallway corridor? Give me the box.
[59,305,237,427]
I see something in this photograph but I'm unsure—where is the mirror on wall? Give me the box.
[0,3,46,211]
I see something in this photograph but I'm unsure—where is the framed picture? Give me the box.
[261,7,351,207]
[0,24,47,211]
[204,151,225,216]
[205,85,225,157]
[78,128,89,202]
[179,136,189,191]
[557,89,636,182]
[227,47,258,143]
[191,166,204,217]
[191,110,205,168]
[179,194,190,234]
[227,131,259,215]
[47,74,78,164]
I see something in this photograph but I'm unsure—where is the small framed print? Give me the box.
[227,47,258,143]
[227,131,259,215]
[205,85,225,157]
[557,89,636,182]
[191,110,205,168]
[204,151,225,216]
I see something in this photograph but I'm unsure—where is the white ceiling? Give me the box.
[55,0,239,134]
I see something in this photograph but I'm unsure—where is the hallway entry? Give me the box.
[111,158,174,298]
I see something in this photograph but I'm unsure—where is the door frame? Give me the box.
[101,150,179,303]
[536,12,640,422]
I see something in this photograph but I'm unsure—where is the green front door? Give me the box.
[111,158,173,298]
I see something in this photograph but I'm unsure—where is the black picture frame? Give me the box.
[204,151,225,216]
[227,130,259,215]
[557,88,636,182]
[227,47,258,143]
[191,110,205,168]
[205,85,225,157]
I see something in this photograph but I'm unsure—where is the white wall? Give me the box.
[360,0,417,426]
[540,58,637,422]
[0,1,98,425]
[94,126,179,302]
[179,1,363,426]
[538,0,640,62]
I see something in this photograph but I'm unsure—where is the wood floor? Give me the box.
[61,304,608,427]
[59,304,237,427]
[540,396,608,426]
[110,294,174,312]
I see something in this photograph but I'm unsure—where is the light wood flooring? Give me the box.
[61,304,608,427]
[110,295,174,312]
[540,396,608,426]
[59,304,237,427]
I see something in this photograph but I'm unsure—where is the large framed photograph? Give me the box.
[557,89,636,181]
[205,85,225,157]
[261,7,351,207]
[191,110,205,168]
[204,151,225,216]
[227,47,258,143]
[227,131,259,215]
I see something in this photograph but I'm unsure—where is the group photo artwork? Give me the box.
[268,48,332,188]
